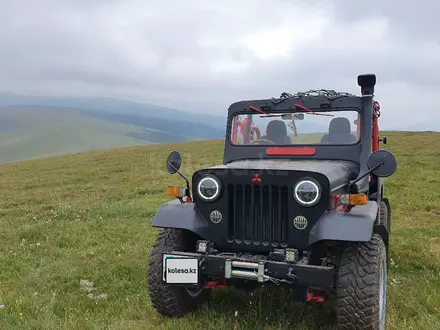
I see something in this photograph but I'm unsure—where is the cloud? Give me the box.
[0,0,438,129]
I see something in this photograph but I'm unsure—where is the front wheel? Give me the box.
[147,228,209,317]
[335,234,387,330]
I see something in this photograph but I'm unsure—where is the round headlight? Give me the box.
[293,179,321,207]
[197,175,221,201]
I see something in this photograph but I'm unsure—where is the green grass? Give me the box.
[0,131,440,330]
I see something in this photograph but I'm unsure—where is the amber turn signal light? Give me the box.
[349,194,367,205]
[166,186,186,198]
[340,193,368,206]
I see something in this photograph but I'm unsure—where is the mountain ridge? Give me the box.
[1,92,438,164]
[0,92,226,129]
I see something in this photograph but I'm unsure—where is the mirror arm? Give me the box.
[348,161,384,187]
[167,161,191,196]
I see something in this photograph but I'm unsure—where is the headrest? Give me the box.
[329,117,351,134]
[266,120,288,136]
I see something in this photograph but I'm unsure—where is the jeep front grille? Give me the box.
[227,184,288,245]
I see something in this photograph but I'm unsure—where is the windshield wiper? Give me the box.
[249,105,281,117]
[294,104,334,117]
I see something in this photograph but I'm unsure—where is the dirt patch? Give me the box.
[429,237,440,257]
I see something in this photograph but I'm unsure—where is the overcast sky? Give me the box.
[1,0,439,130]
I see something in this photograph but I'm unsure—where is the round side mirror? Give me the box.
[166,151,182,174]
[367,150,397,177]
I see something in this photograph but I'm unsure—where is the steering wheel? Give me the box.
[250,138,274,145]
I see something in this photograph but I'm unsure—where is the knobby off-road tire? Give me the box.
[379,201,390,233]
[336,234,387,330]
[147,228,209,317]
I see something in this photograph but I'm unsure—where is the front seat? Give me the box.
[261,120,292,144]
[320,117,357,144]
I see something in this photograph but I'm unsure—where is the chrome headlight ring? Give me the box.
[293,178,322,207]
[197,175,221,202]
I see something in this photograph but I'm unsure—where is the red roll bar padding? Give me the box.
[372,101,380,151]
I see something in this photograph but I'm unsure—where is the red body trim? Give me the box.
[306,291,326,302]
[249,105,267,115]
[266,147,316,156]
[203,280,228,289]
[330,194,340,211]
[372,117,379,151]
[238,117,261,144]
[372,101,380,151]
[232,117,239,144]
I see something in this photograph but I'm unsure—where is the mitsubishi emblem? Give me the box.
[252,173,262,183]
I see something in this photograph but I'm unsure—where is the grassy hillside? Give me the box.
[0,106,225,163]
[0,107,144,163]
[0,131,439,330]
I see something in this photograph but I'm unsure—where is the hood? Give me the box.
[209,159,359,191]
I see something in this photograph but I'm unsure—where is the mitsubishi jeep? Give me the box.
[146,74,397,330]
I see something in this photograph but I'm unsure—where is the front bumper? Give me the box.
[162,251,336,289]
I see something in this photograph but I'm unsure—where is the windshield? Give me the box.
[230,108,360,145]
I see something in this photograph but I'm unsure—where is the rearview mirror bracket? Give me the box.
[165,151,191,200]
[348,149,397,192]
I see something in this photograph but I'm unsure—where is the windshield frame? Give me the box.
[228,107,362,147]
[222,94,373,166]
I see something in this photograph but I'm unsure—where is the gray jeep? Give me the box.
[147,74,396,330]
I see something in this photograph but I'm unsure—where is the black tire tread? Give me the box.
[379,201,390,232]
[336,234,386,330]
[147,228,207,317]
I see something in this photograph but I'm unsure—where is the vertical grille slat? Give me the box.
[278,188,282,243]
[281,187,288,242]
[250,185,255,242]
[242,184,246,241]
[268,186,272,244]
[260,185,263,243]
[227,184,234,240]
[228,182,288,246]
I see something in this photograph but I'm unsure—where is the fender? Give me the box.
[151,199,209,239]
[309,201,378,245]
